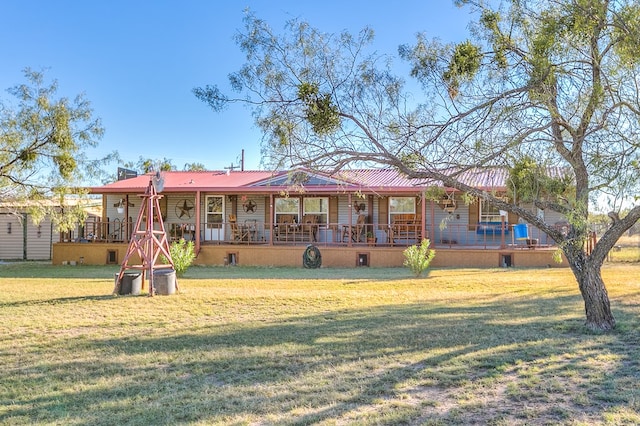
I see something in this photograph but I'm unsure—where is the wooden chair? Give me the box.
[355,214,367,242]
[277,214,295,225]
[275,214,295,241]
[229,214,249,242]
[342,214,367,242]
[389,214,421,244]
[244,219,258,241]
[300,214,319,241]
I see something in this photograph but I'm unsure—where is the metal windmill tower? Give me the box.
[113,172,177,296]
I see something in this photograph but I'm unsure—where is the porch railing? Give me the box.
[63,219,560,249]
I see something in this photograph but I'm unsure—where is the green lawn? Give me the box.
[1,263,639,425]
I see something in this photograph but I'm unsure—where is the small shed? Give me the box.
[0,199,101,261]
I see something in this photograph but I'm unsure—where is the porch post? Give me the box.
[195,190,201,253]
[124,195,130,243]
[500,213,506,249]
[430,197,436,244]
[347,193,353,247]
[269,194,274,245]
[421,191,426,242]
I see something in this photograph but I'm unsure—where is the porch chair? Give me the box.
[342,214,367,242]
[229,214,249,242]
[300,214,319,241]
[275,214,296,241]
[277,214,296,225]
[244,219,258,241]
[389,213,421,245]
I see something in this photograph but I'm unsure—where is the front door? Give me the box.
[205,195,225,241]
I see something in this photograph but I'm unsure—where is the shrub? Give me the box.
[164,239,196,276]
[403,239,436,277]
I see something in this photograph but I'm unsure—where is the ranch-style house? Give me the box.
[53,168,571,268]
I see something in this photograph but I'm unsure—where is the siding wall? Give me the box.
[25,217,54,260]
[0,212,57,260]
[0,213,24,260]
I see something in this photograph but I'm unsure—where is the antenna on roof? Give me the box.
[224,163,237,175]
[224,149,245,174]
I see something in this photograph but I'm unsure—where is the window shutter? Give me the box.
[231,197,237,216]
[468,198,479,231]
[264,197,271,225]
[329,196,338,230]
[379,197,389,227]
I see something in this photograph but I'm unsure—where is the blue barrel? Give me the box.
[514,223,528,240]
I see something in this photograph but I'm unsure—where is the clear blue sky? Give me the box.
[1,1,472,172]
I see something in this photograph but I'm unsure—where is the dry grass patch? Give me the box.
[0,263,639,424]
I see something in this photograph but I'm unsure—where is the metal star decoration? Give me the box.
[176,199,194,219]
[243,199,257,213]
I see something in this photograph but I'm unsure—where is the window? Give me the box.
[303,197,328,224]
[389,197,416,223]
[480,199,502,222]
[275,197,299,223]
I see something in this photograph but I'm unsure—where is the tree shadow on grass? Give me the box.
[0,263,119,279]
[2,295,639,425]
[0,294,115,308]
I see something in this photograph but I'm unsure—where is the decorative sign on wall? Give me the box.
[175,199,195,219]
[242,199,257,213]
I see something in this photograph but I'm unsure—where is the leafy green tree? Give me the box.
[183,162,206,171]
[162,238,196,277]
[124,157,176,173]
[403,239,436,277]
[1,68,111,230]
[195,1,640,331]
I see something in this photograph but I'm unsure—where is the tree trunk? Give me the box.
[570,259,616,331]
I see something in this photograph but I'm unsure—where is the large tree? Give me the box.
[195,0,640,331]
[1,69,110,230]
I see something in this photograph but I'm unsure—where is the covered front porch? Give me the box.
[69,168,568,268]
[66,216,555,249]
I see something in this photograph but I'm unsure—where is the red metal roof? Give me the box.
[90,166,567,194]
[336,168,512,191]
[91,170,282,193]
[335,169,424,188]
